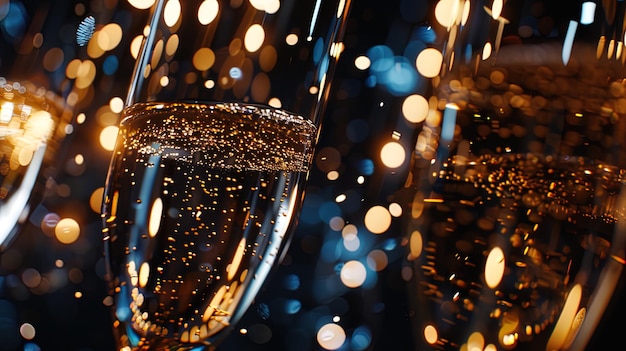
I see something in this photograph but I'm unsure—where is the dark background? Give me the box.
[0,0,625,350]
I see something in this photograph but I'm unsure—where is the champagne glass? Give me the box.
[393,1,626,350]
[0,78,72,252]
[101,0,351,350]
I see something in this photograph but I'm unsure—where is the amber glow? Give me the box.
[244,24,265,53]
[367,250,389,271]
[202,285,227,322]
[546,284,583,351]
[98,23,123,51]
[482,42,493,60]
[148,198,162,237]
[227,238,247,281]
[424,324,438,344]
[402,94,429,123]
[130,35,143,59]
[99,125,119,151]
[286,33,299,46]
[138,262,150,287]
[89,187,105,214]
[193,47,216,71]
[163,0,181,27]
[409,230,423,258]
[485,246,505,288]
[128,0,155,9]
[416,48,443,78]
[364,205,392,234]
[467,331,485,350]
[491,0,503,19]
[54,218,80,244]
[380,141,405,168]
[435,0,462,29]
[198,0,219,25]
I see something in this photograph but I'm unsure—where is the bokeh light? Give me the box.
[244,24,265,53]
[364,205,392,234]
[402,94,429,123]
[19,323,35,340]
[128,0,156,9]
[99,125,119,151]
[415,47,443,78]
[380,141,405,168]
[340,260,367,288]
[54,218,80,245]
[424,324,438,344]
[198,0,219,25]
[484,246,505,288]
[317,323,346,350]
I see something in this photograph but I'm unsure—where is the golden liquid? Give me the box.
[405,153,624,350]
[0,80,67,251]
[102,102,316,350]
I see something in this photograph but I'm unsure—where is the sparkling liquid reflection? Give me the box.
[0,78,71,252]
[405,153,625,350]
[397,3,626,344]
[102,102,316,350]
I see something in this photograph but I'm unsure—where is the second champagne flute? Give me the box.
[101,0,351,350]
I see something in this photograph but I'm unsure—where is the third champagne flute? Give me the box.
[397,1,626,350]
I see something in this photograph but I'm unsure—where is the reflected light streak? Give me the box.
[580,2,596,25]
[461,0,470,26]
[227,238,247,281]
[562,20,577,66]
[546,284,582,351]
[441,103,458,143]
[569,186,626,351]
[0,144,46,250]
[491,0,503,19]
[423,198,444,203]
[1,102,14,122]
[308,0,323,41]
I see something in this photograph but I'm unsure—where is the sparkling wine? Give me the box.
[0,79,69,251]
[404,153,625,350]
[101,102,316,349]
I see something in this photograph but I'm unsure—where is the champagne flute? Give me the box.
[393,1,626,350]
[0,78,72,252]
[101,0,351,350]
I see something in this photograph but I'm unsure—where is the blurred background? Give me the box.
[0,0,625,350]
